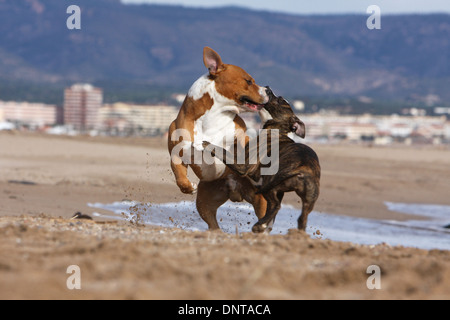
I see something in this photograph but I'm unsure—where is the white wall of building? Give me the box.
[0,101,58,127]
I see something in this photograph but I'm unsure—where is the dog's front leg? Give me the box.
[170,160,197,195]
[168,124,198,195]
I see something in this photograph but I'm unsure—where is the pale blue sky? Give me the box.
[121,0,450,14]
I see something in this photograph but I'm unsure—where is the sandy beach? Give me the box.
[0,131,450,300]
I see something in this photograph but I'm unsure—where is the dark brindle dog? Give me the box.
[203,88,321,233]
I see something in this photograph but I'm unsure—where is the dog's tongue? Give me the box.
[246,102,263,111]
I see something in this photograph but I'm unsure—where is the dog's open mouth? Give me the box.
[240,97,264,112]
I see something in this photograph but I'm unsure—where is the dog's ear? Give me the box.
[203,47,225,75]
[293,119,306,139]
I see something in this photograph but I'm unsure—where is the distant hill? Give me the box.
[1,0,450,105]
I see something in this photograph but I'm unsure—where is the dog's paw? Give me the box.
[252,223,268,234]
[252,220,274,234]
[178,181,198,195]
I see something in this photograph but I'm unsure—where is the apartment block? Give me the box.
[64,84,103,131]
[300,114,450,144]
[0,101,59,128]
[99,102,179,136]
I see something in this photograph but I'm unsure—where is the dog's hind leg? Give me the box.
[296,178,320,231]
[297,200,315,231]
[196,179,229,231]
[252,191,284,233]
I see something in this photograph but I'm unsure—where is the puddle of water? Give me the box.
[88,201,450,251]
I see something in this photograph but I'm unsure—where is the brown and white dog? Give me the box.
[168,47,269,230]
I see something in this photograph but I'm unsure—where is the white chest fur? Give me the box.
[188,74,240,181]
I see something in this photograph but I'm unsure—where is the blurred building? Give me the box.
[0,101,59,128]
[300,113,450,145]
[99,102,179,136]
[64,84,103,131]
[435,107,450,116]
